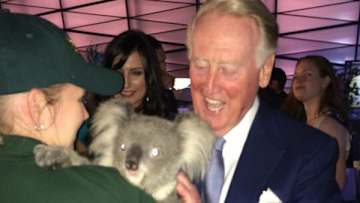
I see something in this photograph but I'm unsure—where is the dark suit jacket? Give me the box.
[223,101,342,203]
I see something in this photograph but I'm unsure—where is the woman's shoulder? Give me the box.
[51,165,155,203]
[319,116,348,147]
[321,116,348,136]
[0,162,155,203]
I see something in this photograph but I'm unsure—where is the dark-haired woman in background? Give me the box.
[282,55,350,189]
[146,34,179,117]
[101,30,175,119]
[76,30,177,154]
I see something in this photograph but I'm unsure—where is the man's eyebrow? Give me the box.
[191,57,209,63]
[218,61,237,65]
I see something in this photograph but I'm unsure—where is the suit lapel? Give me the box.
[225,102,286,203]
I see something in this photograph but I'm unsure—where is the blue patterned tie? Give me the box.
[205,138,226,203]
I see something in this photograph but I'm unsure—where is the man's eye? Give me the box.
[191,60,209,74]
[220,64,238,75]
[192,59,209,68]
[194,64,208,70]
[219,64,240,80]
[196,61,207,67]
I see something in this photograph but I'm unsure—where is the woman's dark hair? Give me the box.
[281,93,307,122]
[146,34,162,51]
[281,55,348,123]
[101,30,167,117]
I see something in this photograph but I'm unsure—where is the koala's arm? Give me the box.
[34,144,91,168]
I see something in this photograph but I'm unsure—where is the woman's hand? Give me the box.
[176,172,201,203]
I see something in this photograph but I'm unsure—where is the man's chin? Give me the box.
[206,118,228,136]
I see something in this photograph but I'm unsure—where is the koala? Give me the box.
[34,98,215,203]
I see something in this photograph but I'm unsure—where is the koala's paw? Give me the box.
[34,144,72,169]
[0,135,3,145]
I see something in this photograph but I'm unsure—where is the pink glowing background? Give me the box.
[1,0,359,91]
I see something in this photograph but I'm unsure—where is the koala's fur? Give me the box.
[34,98,215,203]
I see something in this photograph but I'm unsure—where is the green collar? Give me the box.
[0,135,41,155]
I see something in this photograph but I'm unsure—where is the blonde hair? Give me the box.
[186,0,278,67]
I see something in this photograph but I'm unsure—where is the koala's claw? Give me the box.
[34,144,71,169]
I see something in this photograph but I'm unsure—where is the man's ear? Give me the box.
[27,89,53,130]
[258,54,275,88]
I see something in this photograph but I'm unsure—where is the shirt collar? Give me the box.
[0,135,41,155]
[218,97,260,203]
[223,97,260,144]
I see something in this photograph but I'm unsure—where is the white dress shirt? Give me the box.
[218,97,260,203]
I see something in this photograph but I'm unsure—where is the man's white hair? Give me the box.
[186,0,278,68]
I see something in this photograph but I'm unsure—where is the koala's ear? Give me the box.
[174,112,215,180]
[90,98,132,139]
[96,98,132,122]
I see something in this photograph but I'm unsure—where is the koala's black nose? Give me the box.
[125,159,138,171]
[125,144,142,171]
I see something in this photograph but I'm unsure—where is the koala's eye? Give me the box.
[150,147,159,158]
[120,144,126,151]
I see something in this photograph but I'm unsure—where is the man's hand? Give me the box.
[176,172,201,203]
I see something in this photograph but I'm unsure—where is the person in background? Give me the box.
[0,12,155,203]
[282,55,350,189]
[101,30,174,119]
[148,35,175,90]
[146,34,178,118]
[179,0,342,202]
[259,67,288,109]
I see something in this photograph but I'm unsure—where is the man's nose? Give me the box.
[206,68,219,93]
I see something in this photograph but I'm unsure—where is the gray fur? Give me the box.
[34,144,90,168]
[34,98,215,203]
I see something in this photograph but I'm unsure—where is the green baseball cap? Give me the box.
[0,12,123,95]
